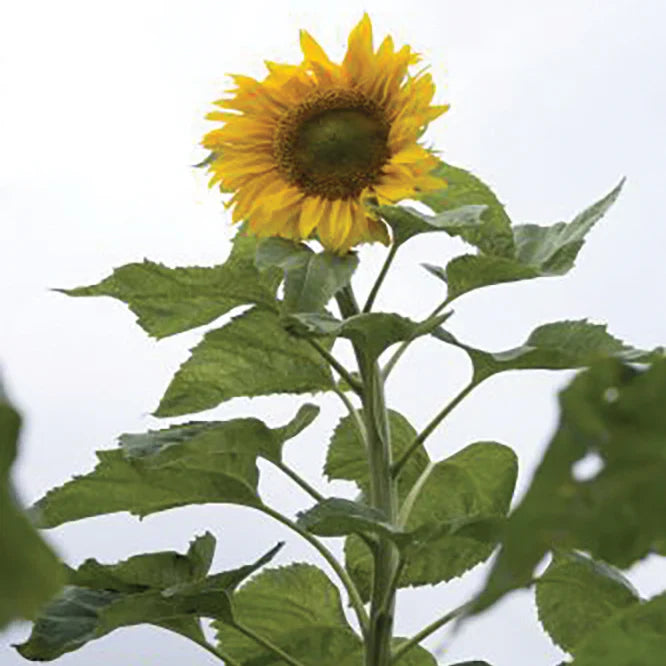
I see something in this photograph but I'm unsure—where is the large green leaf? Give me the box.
[536,551,640,654]
[59,227,280,338]
[156,307,333,417]
[570,593,666,666]
[416,161,515,257]
[426,180,624,300]
[0,381,64,628]
[378,203,487,248]
[32,406,317,528]
[289,311,452,363]
[473,359,666,616]
[434,319,662,382]
[256,238,359,314]
[214,563,363,666]
[346,443,517,601]
[16,535,281,661]
[325,409,429,502]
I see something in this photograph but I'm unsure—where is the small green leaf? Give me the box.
[326,409,429,502]
[379,203,487,247]
[156,307,333,417]
[473,359,666,617]
[16,538,281,661]
[570,592,666,666]
[256,238,358,314]
[59,227,280,338]
[435,319,662,382]
[536,551,640,654]
[214,563,362,666]
[289,311,452,363]
[0,381,64,628]
[416,161,515,257]
[297,498,404,540]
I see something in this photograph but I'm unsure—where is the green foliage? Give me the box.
[474,359,666,616]
[536,551,640,654]
[155,307,334,416]
[346,442,517,601]
[435,319,661,382]
[16,534,281,661]
[256,238,359,314]
[423,179,624,299]
[59,227,280,338]
[0,381,64,629]
[31,406,318,527]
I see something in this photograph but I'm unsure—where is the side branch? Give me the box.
[363,243,399,312]
[232,619,307,666]
[307,338,363,395]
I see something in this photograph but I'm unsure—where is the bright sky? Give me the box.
[2,1,666,664]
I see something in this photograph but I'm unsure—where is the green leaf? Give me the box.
[390,640,438,666]
[426,180,624,300]
[31,406,316,528]
[0,381,64,628]
[345,443,517,600]
[256,238,359,314]
[156,307,333,417]
[214,563,363,666]
[16,537,281,661]
[289,310,452,363]
[297,498,404,540]
[378,203,487,247]
[434,319,662,382]
[473,359,666,617]
[570,592,666,666]
[325,409,429,502]
[59,227,280,338]
[416,161,515,257]
[536,551,640,654]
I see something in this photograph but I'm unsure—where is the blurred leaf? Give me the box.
[256,238,359,314]
[59,227,280,338]
[289,310,452,363]
[434,319,662,382]
[31,406,317,528]
[214,563,363,666]
[570,593,666,666]
[0,381,64,628]
[379,203,487,247]
[156,307,333,417]
[536,551,640,654]
[417,161,515,257]
[16,537,281,661]
[346,443,517,601]
[473,359,666,616]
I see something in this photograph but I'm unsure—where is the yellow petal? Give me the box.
[300,30,333,67]
[343,13,374,85]
[298,196,326,238]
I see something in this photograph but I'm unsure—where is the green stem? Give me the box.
[190,635,241,665]
[257,504,369,636]
[363,243,399,313]
[392,381,478,479]
[232,619,306,666]
[390,601,471,664]
[273,460,325,503]
[333,386,367,445]
[307,338,363,395]
[382,295,454,381]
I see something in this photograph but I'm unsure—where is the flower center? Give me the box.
[274,89,390,200]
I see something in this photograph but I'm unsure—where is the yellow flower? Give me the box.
[203,14,449,254]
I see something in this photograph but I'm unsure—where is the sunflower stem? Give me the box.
[306,338,363,395]
[363,243,399,312]
[337,285,399,666]
[189,635,240,665]
[272,460,325,503]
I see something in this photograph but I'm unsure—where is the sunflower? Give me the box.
[202,14,449,254]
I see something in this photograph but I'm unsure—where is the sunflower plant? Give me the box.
[5,14,666,666]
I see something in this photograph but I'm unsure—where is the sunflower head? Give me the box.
[203,14,449,254]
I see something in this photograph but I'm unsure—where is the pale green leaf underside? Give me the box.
[156,307,334,417]
[474,359,666,617]
[435,319,662,382]
[0,383,64,628]
[59,229,279,339]
[536,551,640,654]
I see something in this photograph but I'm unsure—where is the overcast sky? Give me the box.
[2,1,666,664]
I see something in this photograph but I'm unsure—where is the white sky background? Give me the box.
[2,0,666,664]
